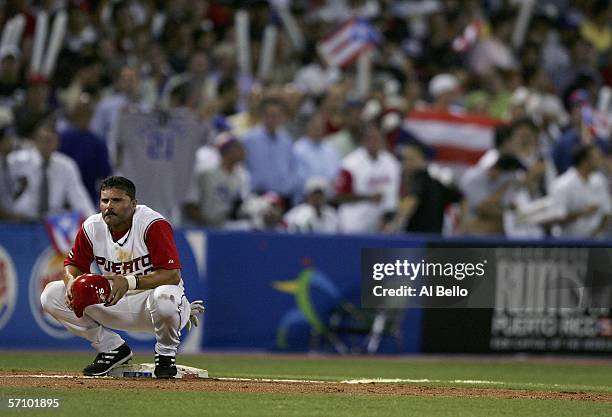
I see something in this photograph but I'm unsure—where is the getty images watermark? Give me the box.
[361,247,612,309]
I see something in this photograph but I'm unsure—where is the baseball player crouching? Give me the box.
[40,176,204,378]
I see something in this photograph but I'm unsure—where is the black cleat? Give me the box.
[83,343,132,376]
[154,354,177,379]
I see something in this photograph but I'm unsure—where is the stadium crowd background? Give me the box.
[0,0,610,239]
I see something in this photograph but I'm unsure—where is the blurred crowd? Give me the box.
[0,0,610,239]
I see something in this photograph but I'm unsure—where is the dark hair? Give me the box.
[77,53,100,70]
[258,96,287,113]
[400,142,430,161]
[217,76,236,96]
[360,119,382,132]
[572,144,595,167]
[100,176,136,200]
[494,154,525,172]
[509,117,538,134]
[33,118,57,137]
[493,124,512,149]
[169,79,194,106]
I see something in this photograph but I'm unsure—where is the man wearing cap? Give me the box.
[284,177,338,233]
[428,73,462,112]
[184,133,250,228]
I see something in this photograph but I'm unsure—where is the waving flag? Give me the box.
[318,18,381,68]
[452,19,485,53]
[45,211,84,256]
[403,109,503,169]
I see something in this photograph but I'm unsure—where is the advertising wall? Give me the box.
[202,231,423,353]
[420,244,612,354]
[0,223,610,354]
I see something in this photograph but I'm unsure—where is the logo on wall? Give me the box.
[273,267,346,352]
[29,246,73,339]
[0,246,18,332]
[490,247,612,352]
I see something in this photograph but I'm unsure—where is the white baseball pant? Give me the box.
[40,281,191,356]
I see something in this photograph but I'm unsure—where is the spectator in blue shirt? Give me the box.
[294,112,341,194]
[552,90,609,175]
[241,96,301,205]
[59,93,112,205]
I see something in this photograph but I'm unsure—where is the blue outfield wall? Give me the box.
[201,230,424,353]
[0,223,610,353]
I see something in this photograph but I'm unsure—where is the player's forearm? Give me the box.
[134,269,181,290]
[64,265,83,286]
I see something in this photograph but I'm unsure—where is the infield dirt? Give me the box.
[1,371,611,403]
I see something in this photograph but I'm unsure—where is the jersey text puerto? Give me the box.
[94,254,154,276]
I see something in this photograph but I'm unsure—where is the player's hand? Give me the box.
[186,300,205,331]
[104,275,129,306]
[64,278,76,310]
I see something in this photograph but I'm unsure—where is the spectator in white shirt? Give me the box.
[550,144,611,239]
[8,122,95,221]
[285,177,339,233]
[335,122,401,233]
[458,154,525,236]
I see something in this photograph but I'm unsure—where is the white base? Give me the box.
[107,363,208,379]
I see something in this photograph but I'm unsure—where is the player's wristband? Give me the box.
[125,275,137,290]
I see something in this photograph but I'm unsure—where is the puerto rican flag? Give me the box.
[402,109,503,168]
[45,211,84,257]
[452,19,484,53]
[317,18,381,68]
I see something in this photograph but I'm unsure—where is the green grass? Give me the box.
[0,387,610,417]
[1,351,611,417]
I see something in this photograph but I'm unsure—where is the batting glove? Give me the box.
[187,300,205,331]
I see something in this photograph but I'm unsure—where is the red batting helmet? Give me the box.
[71,274,111,318]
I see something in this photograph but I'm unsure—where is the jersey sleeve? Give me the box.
[144,219,182,270]
[335,169,353,194]
[64,226,94,273]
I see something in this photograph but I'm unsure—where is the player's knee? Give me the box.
[40,280,65,313]
[150,286,180,320]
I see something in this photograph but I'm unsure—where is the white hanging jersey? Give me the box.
[116,107,209,223]
[82,205,181,286]
[336,148,400,233]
